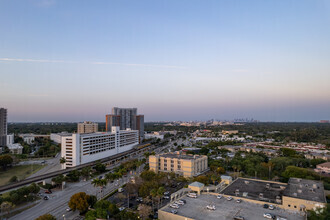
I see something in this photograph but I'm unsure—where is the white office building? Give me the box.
[7,134,14,145]
[61,127,138,169]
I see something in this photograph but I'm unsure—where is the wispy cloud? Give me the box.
[0,58,186,69]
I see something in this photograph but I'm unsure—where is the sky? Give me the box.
[1,0,330,122]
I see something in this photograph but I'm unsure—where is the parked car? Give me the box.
[163,196,170,199]
[236,199,242,203]
[269,205,275,210]
[171,209,178,214]
[206,205,216,210]
[45,190,52,194]
[276,217,287,220]
[164,191,170,195]
[233,216,245,220]
[226,196,233,201]
[263,204,269,209]
[119,207,125,211]
[217,194,222,199]
[175,200,184,205]
[43,196,49,200]
[263,213,275,219]
[66,207,72,212]
[178,199,186,204]
[136,197,143,202]
[170,204,180,209]
[118,188,124,193]
[187,193,197,198]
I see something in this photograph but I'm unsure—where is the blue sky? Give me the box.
[1,0,330,122]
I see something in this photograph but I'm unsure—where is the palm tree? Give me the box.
[157,187,165,209]
[92,178,107,199]
[60,157,66,169]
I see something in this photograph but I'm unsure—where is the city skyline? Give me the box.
[1,0,330,122]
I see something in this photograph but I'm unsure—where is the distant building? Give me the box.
[149,152,208,177]
[315,162,330,174]
[50,132,72,144]
[61,127,138,169]
[222,130,239,135]
[0,108,7,147]
[106,107,144,142]
[77,121,98,134]
[6,134,14,145]
[145,133,164,140]
[8,143,23,154]
[320,120,330,123]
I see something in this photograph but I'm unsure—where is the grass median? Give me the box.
[0,164,45,186]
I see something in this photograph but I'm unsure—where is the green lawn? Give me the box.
[0,164,45,186]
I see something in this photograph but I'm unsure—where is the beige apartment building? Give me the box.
[149,152,208,177]
[77,121,98,134]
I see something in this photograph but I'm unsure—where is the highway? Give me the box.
[0,143,154,193]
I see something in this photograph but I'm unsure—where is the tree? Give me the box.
[216,167,226,174]
[194,175,209,185]
[92,178,107,198]
[94,162,106,173]
[68,192,90,214]
[60,157,66,164]
[66,170,80,182]
[0,155,13,170]
[138,204,152,220]
[308,203,330,220]
[87,195,97,208]
[35,214,56,220]
[0,201,14,214]
[140,170,156,181]
[9,175,18,183]
[279,148,296,157]
[81,166,92,180]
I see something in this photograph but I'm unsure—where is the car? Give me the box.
[119,207,125,211]
[164,191,170,195]
[263,204,269,209]
[236,199,242,203]
[99,175,103,179]
[276,217,287,220]
[263,213,275,219]
[45,190,52,194]
[163,196,170,199]
[187,193,197,198]
[233,216,245,220]
[206,205,216,210]
[171,209,178,214]
[217,194,222,199]
[43,196,49,200]
[118,188,124,193]
[170,204,180,209]
[178,199,186,204]
[136,197,143,202]
[269,205,275,210]
[66,207,72,212]
[226,196,233,201]
[175,200,184,205]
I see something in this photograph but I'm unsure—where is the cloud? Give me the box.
[0,58,186,69]
[231,69,251,73]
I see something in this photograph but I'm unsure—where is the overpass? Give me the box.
[0,143,155,193]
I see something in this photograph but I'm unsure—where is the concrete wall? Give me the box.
[159,210,194,220]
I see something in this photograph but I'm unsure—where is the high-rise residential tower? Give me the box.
[0,108,7,147]
[106,107,144,142]
[77,121,98,134]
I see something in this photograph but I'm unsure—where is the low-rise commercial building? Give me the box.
[149,152,208,177]
[221,177,326,212]
[77,121,98,134]
[7,143,23,154]
[61,127,138,169]
[315,162,330,174]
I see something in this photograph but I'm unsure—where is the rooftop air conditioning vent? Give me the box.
[297,189,302,193]
[259,193,264,198]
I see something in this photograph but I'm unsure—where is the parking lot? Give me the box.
[161,194,305,220]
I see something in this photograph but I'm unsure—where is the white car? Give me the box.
[216,194,222,199]
[269,205,275,210]
[176,200,184,205]
[187,193,197,198]
[118,188,124,193]
[236,199,242,203]
[170,204,180,209]
[206,205,216,210]
[66,207,72,212]
[171,209,178,214]
[119,207,125,211]
[263,213,275,219]
[226,196,233,201]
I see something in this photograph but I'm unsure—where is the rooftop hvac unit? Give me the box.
[266,184,270,189]
[259,193,263,198]
[297,189,302,193]
[313,184,317,189]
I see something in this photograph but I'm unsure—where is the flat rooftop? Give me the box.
[159,153,204,160]
[160,194,304,220]
[284,178,326,203]
[221,178,287,204]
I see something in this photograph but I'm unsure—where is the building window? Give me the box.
[294,206,297,208]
